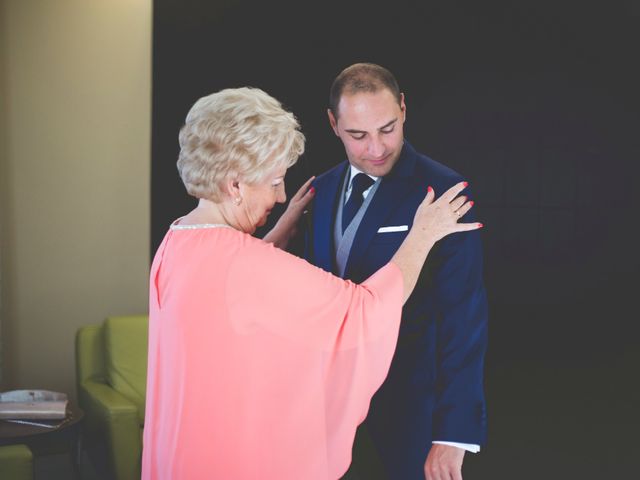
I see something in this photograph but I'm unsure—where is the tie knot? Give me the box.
[350,173,374,196]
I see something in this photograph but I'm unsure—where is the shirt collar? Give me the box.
[348,165,378,187]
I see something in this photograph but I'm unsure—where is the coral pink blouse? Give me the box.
[142,224,403,480]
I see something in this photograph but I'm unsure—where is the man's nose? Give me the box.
[367,136,385,158]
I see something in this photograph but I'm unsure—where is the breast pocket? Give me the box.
[359,231,409,275]
[371,229,408,245]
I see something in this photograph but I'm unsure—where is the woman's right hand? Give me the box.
[412,181,482,243]
[392,181,482,303]
[263,176,315,249]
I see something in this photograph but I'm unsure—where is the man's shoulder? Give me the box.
[313,161,348,187]
[409,145,466,190]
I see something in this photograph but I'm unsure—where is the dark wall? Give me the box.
[152,1,639,476]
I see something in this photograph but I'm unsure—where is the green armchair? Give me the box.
[75,315,148,480]
[0,444,33,480]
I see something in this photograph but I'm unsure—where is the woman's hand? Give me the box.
[263,176,315,249]
[412,181,482,243]
[282,176,316,226]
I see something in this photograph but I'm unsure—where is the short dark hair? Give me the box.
[329,63,402,119]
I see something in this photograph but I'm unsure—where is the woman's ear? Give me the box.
[223,175,244,205]
[223,175,241,198]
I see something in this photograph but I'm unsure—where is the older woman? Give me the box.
[142,87,480,480]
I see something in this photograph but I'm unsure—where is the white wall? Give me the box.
[0,0,151,397]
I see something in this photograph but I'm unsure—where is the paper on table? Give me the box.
[0,390,68,420]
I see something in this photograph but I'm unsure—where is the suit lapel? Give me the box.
[312,163,348,273]
[344,142,419,278]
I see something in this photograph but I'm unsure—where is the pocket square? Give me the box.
[377,225,408,233]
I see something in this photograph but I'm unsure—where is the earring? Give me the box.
[233,196,242,206]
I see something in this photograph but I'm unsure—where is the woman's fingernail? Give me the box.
[427,186,433,193]
[469,201,474,207]
[463,181,469,187]
[478,223,484,228]
[310,186,315,194]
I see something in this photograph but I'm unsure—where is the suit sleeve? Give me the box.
[430,192,488,445]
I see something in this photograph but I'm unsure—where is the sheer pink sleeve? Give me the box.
[226,237,403,350]
[226,237,404,477]
[144,230,404,479]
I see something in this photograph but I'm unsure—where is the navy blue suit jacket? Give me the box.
[304,141,488,479]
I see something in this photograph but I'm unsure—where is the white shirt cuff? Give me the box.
[432,441,480,453]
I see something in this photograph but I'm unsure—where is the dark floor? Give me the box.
[465,362,638,479]
[35,451,105,480]
[36,355,638,479]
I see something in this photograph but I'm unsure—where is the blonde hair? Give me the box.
[177,87,305,201]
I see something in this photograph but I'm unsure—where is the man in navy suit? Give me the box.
[304,63,488,480]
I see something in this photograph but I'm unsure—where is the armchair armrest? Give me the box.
[80,380,138,418]
[79,380,142,480]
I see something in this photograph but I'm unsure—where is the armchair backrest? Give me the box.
[76,324,107,385]
[76,315,149,424]
[104,315,149,422]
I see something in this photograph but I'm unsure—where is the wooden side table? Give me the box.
[0,403,84,479]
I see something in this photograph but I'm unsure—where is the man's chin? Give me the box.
[364,162,394,177]
[363,153,399,176]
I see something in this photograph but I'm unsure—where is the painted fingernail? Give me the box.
[427,186,433,193]
[478,223,484,228]
[310,186,315,194]
[463,181,469,187]
[469,201,474,207]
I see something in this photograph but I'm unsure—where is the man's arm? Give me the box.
[425,186,488,478]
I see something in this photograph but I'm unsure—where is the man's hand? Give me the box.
[424,444,465,480]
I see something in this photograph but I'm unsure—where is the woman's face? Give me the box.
[238,166,287,233]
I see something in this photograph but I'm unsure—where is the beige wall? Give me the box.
[0,0,8,387]
[0,0,151,398]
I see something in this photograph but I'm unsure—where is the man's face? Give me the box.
[328,89,406,177]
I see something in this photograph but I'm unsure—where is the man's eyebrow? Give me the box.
[344,118,398,134]
[379,119,398,130]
